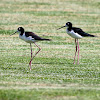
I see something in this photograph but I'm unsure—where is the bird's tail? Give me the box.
[89,34,97,37]
[42,38,51,41]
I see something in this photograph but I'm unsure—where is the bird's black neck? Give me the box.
[20,31,24,36]
[67,24,72,31]
[68,27,72,31]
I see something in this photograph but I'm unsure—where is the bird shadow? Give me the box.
[33,62,72,65]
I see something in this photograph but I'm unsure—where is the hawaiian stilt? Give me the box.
[57,22,96,64]
[10,27,51,70]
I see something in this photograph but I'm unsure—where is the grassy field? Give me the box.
[0,0,100,100]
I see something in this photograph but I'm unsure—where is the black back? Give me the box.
[25,32,42,40]
[72,27,95,37]
[25,32,51,41]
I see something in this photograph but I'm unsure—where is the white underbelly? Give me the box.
[19,34,36,43]
[66,29,82,39]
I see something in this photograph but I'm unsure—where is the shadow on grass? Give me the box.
[33,62,72,65]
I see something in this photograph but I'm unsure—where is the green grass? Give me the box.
[0,89,99,100]
[0,0,100,100]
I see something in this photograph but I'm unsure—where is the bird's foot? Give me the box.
[77,62,79,65]
[29,61,32,71]
[73,62,79,64]
[77,60,79,64]
[73,61,75,64]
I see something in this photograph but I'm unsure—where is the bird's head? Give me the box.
[57,22,72,30]
[10,27,24,36]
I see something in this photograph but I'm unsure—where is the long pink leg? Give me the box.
[29,43,32,70]
[77,39,80,64]
[29,42,41,70]
[74,39,78,64]
[30,43,32,58]
[32,43,41,59]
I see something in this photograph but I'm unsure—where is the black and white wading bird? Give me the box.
[10,27,51,70]
[57,22,96,64]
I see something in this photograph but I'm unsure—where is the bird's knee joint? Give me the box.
[39,48,41,51]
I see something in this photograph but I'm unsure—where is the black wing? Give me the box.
[25,32,43,40]
[25,32,51,41]
[72,27,95,37]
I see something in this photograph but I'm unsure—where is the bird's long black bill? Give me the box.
[57,26,66,30]
[10,31,17,36]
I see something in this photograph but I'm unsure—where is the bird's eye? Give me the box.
[18,28,20,31]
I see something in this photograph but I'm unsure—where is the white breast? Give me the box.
[19,33,36,43]
[66,29,82,39]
